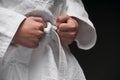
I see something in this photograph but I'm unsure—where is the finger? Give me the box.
[38,24,44,31]
[57,15,70,23]
[31,17,44,22]
[58,19,78,32]
[58,23,77,32]
[35,22,45,31]
[34,30,45,38]
[27,41,39,48]
[32,17,47,28]
[55,22,61,28]
[57,31,77,39]
[27,37,40,48]
[29,37,40,44]
[31,21,45,31]
[33,38,40,46]
[58,23,69,32]
[67,18,78,29]
[60,37,74,45]
[43,21,47,28]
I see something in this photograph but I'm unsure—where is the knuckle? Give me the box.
[70,24,76,29]
[38,23,44,29]
[40,23,44,27]
[36,32,41,37]
[57,16,61,21]
[58,32,62,37]
[39,17,43,21]
[62,40,72,45]
[71,32,76,36]
[31,43,39,48]
[37,31,44,36]
[35,38,40,43]
[28,16,34,19]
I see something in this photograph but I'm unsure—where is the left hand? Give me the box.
[55,15,79,45]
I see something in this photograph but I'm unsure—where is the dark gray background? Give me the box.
[70,0,120,80]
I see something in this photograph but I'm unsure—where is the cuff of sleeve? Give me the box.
[0,14,26,58]
[67,13,97,50]
[75,19,97,50]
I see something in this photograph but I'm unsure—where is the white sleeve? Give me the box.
[0,7,26,58]
[66,0,97,50]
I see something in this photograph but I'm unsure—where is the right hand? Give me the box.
[13,17,46,48]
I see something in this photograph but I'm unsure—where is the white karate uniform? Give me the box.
[0,0,97,80]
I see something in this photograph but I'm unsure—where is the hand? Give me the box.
[55,15,79,45]
[13,17,46,48]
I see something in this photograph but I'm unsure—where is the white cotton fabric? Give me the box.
[0,0,97,80]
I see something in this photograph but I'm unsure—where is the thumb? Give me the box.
[57,15,70,23]
[55,21,61,28]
